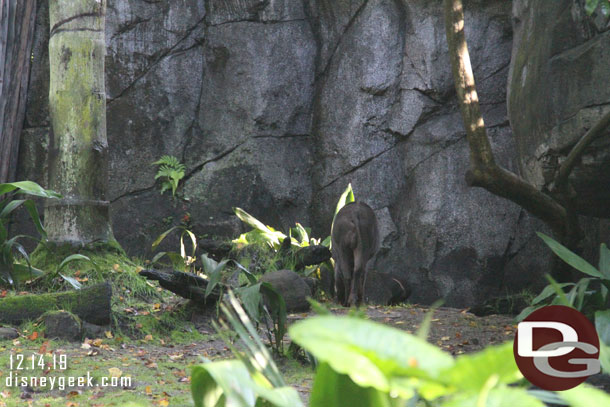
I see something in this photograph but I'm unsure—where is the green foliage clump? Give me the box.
[191,296,610,407]
[585,0,610,16]
[29,243,156,299]
[0,181,61,288]
[232,183,355,252]
[518,232,610,374]
[152,155,186,197]
[231,183,356,283]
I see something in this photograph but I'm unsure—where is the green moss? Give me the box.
[29,242,154,296]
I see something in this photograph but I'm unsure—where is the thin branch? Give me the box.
[554,109,610,190]
[443,0,568,235]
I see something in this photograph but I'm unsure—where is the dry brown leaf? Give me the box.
[38,341,49,355]
[108,367,122,378]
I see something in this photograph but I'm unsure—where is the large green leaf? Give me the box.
[289,316,454,393]
[233,208,287,249]
[441,342,521,392]
[559,383,610,406]
[235,283,263,322]
[598,243,610,279]
[0,199,45,240]
[23,199,46,238]
[441,386,544,407]
[0,181,61,199]
[191,360,303,407]
[531,282,574,305]
[310,362,393,407]
[204,259,231,299]
[0,199,27,219]
[595,309,610,373]
[537,233,603,278]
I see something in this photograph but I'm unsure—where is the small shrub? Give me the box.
[518,232,610,373]
[152,155,185,197]
[0,181,60,288]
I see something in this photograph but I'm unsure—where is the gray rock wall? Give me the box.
[20,0,608,306]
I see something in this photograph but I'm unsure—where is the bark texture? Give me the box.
[45,0,113,244]
[0,0,37,183]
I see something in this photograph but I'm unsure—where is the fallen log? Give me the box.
[0,282,111,325]
[293,245,331,270]
[140,269,219,304]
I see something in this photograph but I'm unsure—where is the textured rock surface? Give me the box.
[508,0,610,218]
[17,0,610,306]
[0,326,19,340]
[260,269,311,312]
[364,271,410,306]
[43,311,82,341]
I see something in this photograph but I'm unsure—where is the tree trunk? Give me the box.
[0,282,112,325]
[45,0,114,245]
[0,0,37,183]
[442,0,590,281]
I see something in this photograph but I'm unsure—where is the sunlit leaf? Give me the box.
[560,383,610,406]
[0,181,61,199]
[59,273,83,290]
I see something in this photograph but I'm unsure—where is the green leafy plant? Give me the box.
[0,181,61,287]
[151,224,289,353]
[585,0,610,16]
[152,155,186,197]
[201,256,287,354]
[233,183,356,252]
[517,233,610,321]
[517,232,610,373]
[192,310,610,407]
[193,291,301,407]
[151,225,198,273]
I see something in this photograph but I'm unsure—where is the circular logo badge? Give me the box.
[513,305,600,391]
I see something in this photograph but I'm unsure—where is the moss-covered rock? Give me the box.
[42,310,82,341]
